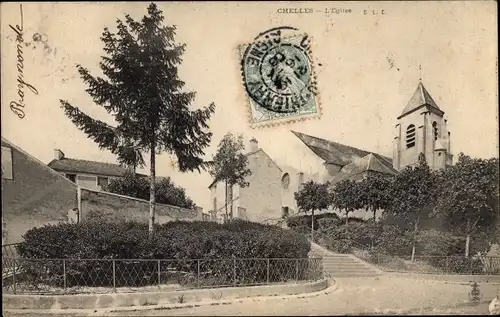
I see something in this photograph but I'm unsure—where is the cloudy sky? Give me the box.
[1,1,497,210]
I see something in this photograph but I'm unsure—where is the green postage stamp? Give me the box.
[239,27,321,128]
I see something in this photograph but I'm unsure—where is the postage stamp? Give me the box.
[239,27,321,128]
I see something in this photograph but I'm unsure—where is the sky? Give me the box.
[1,1,498,211]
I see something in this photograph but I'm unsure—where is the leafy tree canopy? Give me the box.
[434,153,499,237]
[294,180,330,213]
[104,172,196,209]
[386,153,438,230]
[330,179,363,215]
[209,133,252,187]
[357,173,392,220]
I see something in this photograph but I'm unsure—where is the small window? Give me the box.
[282,206,290,218]
[432,121,438,140]
[98,177,109,188]
[281,173,290,189]
[77,175,98,189]
[66,174,76,182]
[1,146,13,180]
[406,124,416,148]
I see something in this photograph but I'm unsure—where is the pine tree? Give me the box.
[60,3,215,234]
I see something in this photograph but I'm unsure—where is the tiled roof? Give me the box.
[291,130,393,167]
[399,82,441,118]
[332,154,397,184]
[48,158,130,177]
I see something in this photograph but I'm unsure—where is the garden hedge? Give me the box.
[16,219,312,289]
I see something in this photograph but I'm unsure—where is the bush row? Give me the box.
[295,219,493,274]
[17,219,312,288]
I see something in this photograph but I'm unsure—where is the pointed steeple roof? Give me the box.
[399,82,441,119]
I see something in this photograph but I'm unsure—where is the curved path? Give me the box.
[103,276,498,316]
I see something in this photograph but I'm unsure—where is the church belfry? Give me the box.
[393,81,453,171]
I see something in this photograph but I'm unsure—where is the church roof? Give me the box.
[331,153,397,184]
[291,130,393,167]
[399,82,441,119]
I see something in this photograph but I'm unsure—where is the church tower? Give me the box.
[393,81,453,171]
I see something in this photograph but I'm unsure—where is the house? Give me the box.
[1,138,78,244]
[209,138,306,225]
[47,149,137,191]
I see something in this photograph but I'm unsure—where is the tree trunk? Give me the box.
[224,181,229,222]
[345,211,349,226]
[465,234,470,258]
[228,184,234,219]
[148,142,156,235]
[373,209,376,222]
[411,214,420,262]
[465,218,471,257]
[311,210,315,242]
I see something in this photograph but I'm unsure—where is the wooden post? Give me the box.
[157,260,161,286]
[233,259,237,286]
[295,259,299,281]
[77,186,82,223]
[63,260,67,292]
[266,259,270,284]
[12,261,16,294]
[197,260,201,288]
[112,260,116,292]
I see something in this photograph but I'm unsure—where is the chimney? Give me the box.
[249,138,258,152]
[54,149,65,160]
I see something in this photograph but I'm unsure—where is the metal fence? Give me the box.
[2,243,21,274]
[2,257,323,295]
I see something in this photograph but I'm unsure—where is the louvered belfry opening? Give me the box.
[432,121,438,140]
[406,124,416,148]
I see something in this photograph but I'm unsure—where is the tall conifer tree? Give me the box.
[60,3,215,233]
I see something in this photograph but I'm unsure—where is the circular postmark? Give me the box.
[241,27,316,114]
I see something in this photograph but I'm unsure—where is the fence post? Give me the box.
[233,259,237,286]
[266,259,270,284]
[295,259,299,281]
[12,260,16,294]
[157,260,161,286]
[63,259,67,292]
[112,259,116,292]
[469,256,472,275]
[197,260,200,288]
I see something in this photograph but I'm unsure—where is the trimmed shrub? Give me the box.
[427,256,485,274]
[17,219,311,288]
[373,224,413,256]
[415,229,465,257]
[286,213,339,231]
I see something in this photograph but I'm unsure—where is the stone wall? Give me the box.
[80,188,203,224]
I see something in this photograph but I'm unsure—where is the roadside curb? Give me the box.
[3,279,336,314]
[97,278,338,315]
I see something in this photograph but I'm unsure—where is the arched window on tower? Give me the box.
[432,121,438,140]
[281,173,290,190]
[406,124,416,148]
